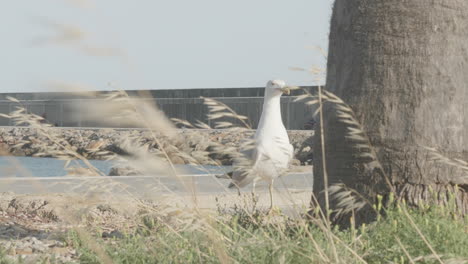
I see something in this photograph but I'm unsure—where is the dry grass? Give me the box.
[0,10,467,264]
[1,86,466,264]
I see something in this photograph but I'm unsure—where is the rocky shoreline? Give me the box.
[0,127,313,166]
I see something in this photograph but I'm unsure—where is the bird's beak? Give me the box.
[282,85,300,95]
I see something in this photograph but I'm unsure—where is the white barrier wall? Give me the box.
[0,96,315,129]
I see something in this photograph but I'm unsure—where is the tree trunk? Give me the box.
[313,0,468,223]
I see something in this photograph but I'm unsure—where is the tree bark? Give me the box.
[313,0,468,223]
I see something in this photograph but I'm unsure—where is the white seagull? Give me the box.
[226,80,294,210]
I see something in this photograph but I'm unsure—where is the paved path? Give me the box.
[0,172,312,197]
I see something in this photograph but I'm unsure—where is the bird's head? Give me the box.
[266,79,290,96]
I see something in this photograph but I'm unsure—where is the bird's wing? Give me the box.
[229,147,263,188]
[272,136,294,165]
[287,143,294,163]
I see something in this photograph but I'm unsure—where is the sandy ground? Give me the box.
[0,184,312,263]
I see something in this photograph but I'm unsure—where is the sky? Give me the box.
[1,0,332,92]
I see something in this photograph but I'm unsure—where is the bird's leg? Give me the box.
[251,178,259,203]
[268,180,274,214]
[252,179,257,195]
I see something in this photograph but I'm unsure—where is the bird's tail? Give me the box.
[215,172,239,189]
[215,171,233,179]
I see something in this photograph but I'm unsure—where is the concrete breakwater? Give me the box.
[0,127,313,165]
[0,87,317,130]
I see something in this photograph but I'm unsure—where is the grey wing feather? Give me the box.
[215,172,232,179]
[229,146,260,188]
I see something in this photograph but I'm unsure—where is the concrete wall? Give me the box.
[0,87,317,129]
[0,86,316,100]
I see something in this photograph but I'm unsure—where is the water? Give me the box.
[0,156,231,177]
[0,156,313,195]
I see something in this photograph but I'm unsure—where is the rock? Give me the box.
[105,144,130,156]
[96,204,117,213]
[86,139,106,151]
[31,243,47,253]
[0,142,10,155]
[102,230,124,239]
[88,133,100,141]
[9,225,28,237]
[290,159,301,166]
[293,133,314,165]
[9,148,26,156]
[108,166,142,176]
[0,127,314,165]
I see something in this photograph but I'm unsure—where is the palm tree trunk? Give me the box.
[313,0,468,223]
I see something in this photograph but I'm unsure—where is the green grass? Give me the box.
[64,202,467,264]
[361,203,468,263]
[0,248,10,264]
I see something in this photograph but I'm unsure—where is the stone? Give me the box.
[31,243,47,253]
[9,225,28,237]
[102,230,124,239]
[108,166,141,176]
[290,159,301,166]
[0,127,314,165]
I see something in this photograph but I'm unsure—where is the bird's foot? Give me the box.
[266,206,281,216]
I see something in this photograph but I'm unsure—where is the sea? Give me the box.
[0,156,231,177]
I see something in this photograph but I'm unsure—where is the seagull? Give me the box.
[224,80,294,210]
